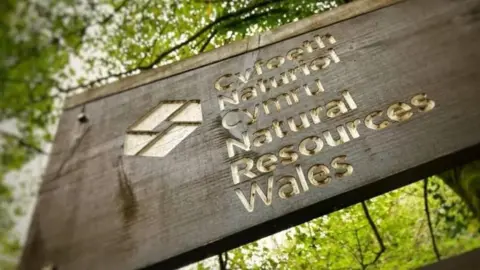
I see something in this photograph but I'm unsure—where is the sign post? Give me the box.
[21,0,480,269]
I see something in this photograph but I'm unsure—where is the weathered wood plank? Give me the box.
[21,0,480,269]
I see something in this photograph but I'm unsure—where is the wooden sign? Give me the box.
[21,0,480,269]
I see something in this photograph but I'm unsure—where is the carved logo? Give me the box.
[123,100,202,157]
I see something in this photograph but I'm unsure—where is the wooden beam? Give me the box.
[420,247,480,270]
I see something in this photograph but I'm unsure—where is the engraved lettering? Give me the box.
[278,176,301,199]
[342,90,358,110]
[365,111,390,130]
[240,86,258,101]
[272,120,287,138]
[287,113,310,132]
[308,164,331,186]
[218,90,239,111]
[257,154,278,173]
[243,105,260,125]
[323,126,350,146]
[299,136,323,156]
[231,158,256,184]
[331,155,353,178]
[222,109,242,129]
[309,106,324,124]
[295,164,309,191]
[253,129,273,148]
[286,48,304,61]
[235,69,253,84]
[279,145,298,165]
[310,56,331,71]
[267,56,285,69]
[226,133,251,158]
[346,119,362,138]
[254,59,265,76]
[328,48,340,63]
[235,177,273,212]
[304,79,325,96]
[262,90,300,115]
[411,93,435,112]
[215,74,234,91]
[326,100,348,118]
[256,78,270,93]
[387,102,413,122]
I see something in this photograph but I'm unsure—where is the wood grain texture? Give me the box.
[63,0,403,109]
[21,0,480,269]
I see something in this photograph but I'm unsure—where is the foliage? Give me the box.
[439,161,480,219]
[0,1,64,267]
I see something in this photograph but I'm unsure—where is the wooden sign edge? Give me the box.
[63,0,404,110]
[420,246,480,269]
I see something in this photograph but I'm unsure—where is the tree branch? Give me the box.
[218,252,227,270]
[137,24,169,67]
[361,201,386,267]
[0,130,46,155]
[354,229,366,269]
[424,178,441,261]
[199,29,218,52]
[220,7,287,31]
[56,0,284,94]
[144,0,282,68]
